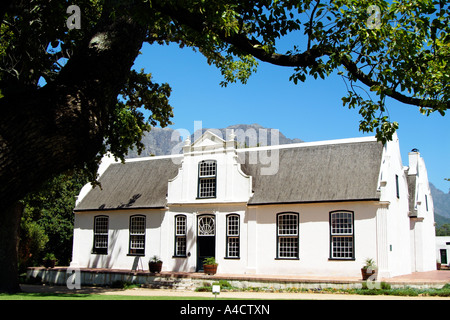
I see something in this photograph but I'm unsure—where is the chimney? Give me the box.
[408,148,419,175]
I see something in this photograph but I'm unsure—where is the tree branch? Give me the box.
[153,2,329,68]
[307,0,321,51]
[153,1,448,111]
[340,57,449,110]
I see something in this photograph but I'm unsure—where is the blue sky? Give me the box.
[133,42,450,192]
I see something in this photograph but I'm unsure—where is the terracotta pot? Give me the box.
[361,268,377,280]
[149,262,163,273]
[203,264,218,275]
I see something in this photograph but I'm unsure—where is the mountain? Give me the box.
[430,183,450,223]
[126,127,180,157]
[126,123,303,158]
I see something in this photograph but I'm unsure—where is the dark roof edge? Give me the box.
[74,206,167,212]
[247,198,381,206]
[74,198,382,212]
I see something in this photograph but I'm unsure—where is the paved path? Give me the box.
[383,270,450,283]
[20,269,449,300]
[20,284,450,300]
[98,287,450,300]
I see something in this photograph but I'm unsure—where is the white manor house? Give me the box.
[71,130,437,278]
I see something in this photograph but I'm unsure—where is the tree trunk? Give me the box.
[0,15,146,205]
[0,13,147,291]
[0,202,23,293]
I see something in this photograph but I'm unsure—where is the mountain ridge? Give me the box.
[125,123,303,158]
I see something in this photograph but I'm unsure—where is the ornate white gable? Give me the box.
[168,130,251,204]
[183,130,236,154]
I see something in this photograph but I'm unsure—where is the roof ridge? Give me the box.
[125,153,183,162]
[236,136,378,153]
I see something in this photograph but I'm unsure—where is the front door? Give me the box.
[440,249,448,265]
[197,215,215,271]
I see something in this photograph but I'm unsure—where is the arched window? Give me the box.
[174,215,187,257]
[226,214,240,258]
[276,212,299,259]
[93,215,109,254]
[329,211,354,259]
[129,215,146,255]
[197,160,217,198]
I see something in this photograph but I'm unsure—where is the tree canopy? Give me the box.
[0,0,448,292]
[1,2,448,176]
[151,0,449,141]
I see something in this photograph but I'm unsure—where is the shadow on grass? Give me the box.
[0,292,92,300]
[0,292,222,300]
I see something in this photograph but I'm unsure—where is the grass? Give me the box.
[195,281,450,298]
[350,282,450,297]
[2,280,449,300]
[0,292,217,300]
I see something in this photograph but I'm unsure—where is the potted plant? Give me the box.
[43,253,57,268]
[203,257,218,275]
[437,260,442,270]
[361,258,377,280]
[149,255,163,273]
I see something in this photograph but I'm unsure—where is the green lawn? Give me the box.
[0,292,219,300]
[2,282,449,300]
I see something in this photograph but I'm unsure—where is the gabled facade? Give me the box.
[71,131,436,278]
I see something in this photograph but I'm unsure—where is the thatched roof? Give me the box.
[74,139,383,211]
[240,141,383,205]
[75,158,180,211]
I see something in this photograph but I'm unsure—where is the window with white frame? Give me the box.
[277,213,299,259]
[93,215,108,254]
[198,160,217,198]
[226,214,240,258]
[129,215,146,255]
[174,215,187,257]
[330,211,354,259]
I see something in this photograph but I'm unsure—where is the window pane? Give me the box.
[199,178,216,198]
[331,236,354,258]
[227,237,240,258]
[227,215,239,236]
[331,212,353,235]
[278,214,298,235]
[176,216,186,236]
[130,216,145,234]
[130,235,145,249]
[199,161,216,177]
[94,216,108,234]
[94,235,108,249]
[176,237,186,256]
[279,237,298,258]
